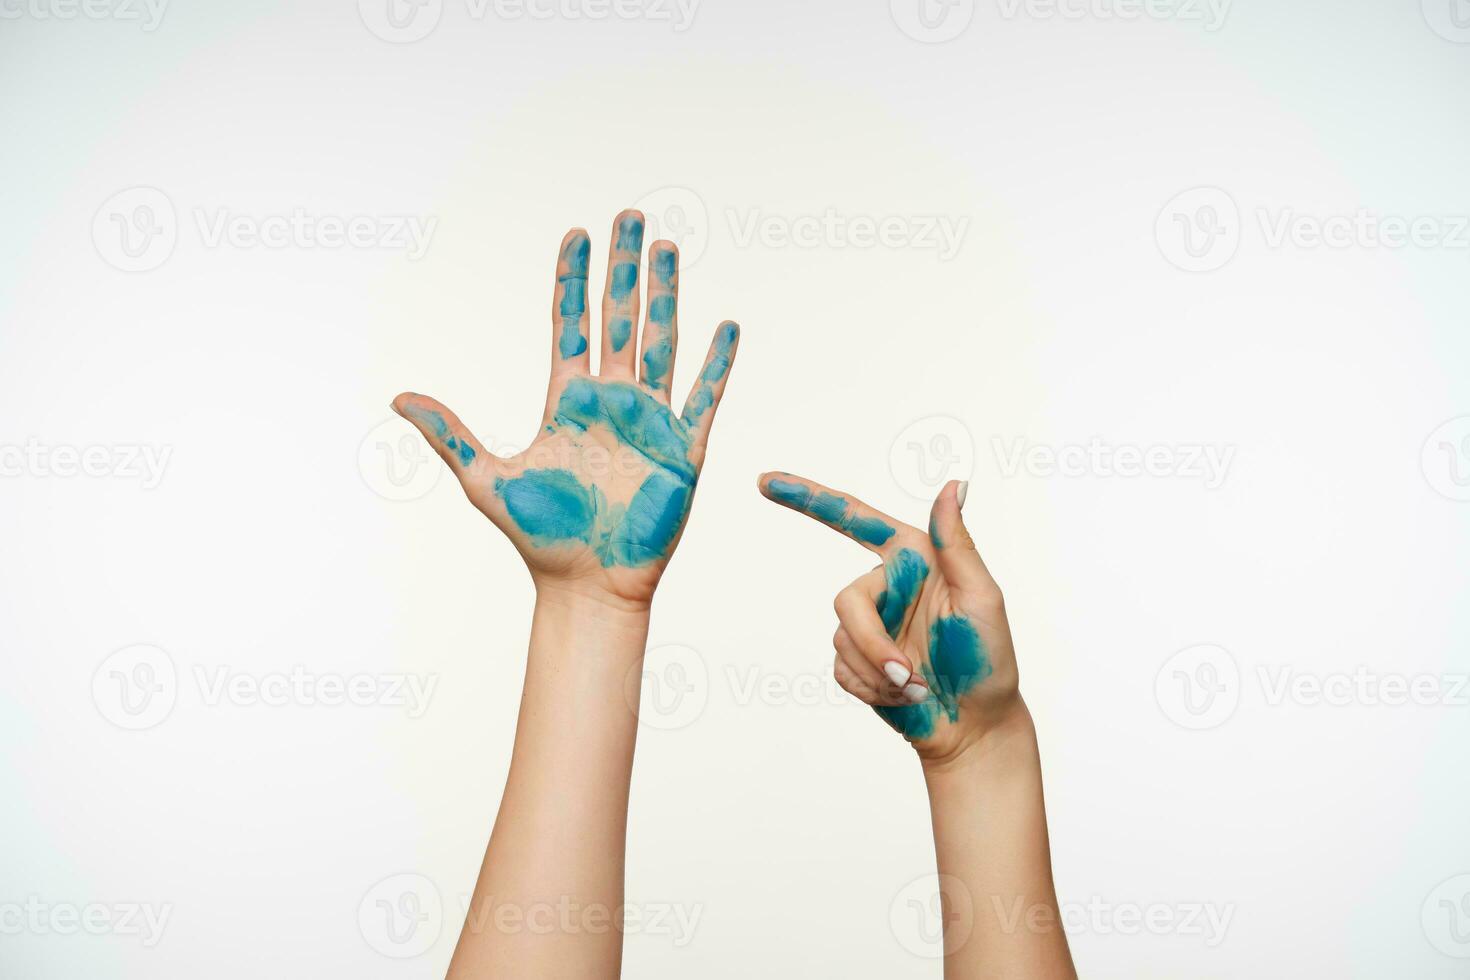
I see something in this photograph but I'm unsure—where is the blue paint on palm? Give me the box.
[495,379,697,567]
[557,235,590,359]
[875,613,991,741]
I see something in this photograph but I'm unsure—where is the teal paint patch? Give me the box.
[610,262,639,301]
[494,469,598,545]
[685,384,714,422]
[926,615,991,722]
[809,492,848,523]
[766,478,812,510]
[602,469,691,566]
[700,322,737,382]
[642,338,672,388]
[609,316,634,352]
[648,294,675,326]
[405,405,450,439]
[875,701,938,740]
[876,548,929,639]
[652,247,676,285]
[553,378,694,480]
[929,512,944,550]
[616,214,644,252]
[557,234,591,359]
[846,516,896,547]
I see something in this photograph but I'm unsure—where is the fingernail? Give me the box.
[902,683,929,704]
[956,480,969,510]
[883,662,911,688]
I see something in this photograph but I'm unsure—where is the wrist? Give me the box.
[919,699,1040,782]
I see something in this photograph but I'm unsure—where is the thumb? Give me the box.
[391,392,498,492]
[928,479,1001,601]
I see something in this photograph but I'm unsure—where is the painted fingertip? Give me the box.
[902,683,929,704]
[956,480,969,510]
[883,662,912,688]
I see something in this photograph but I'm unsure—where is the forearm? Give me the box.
[922,705,1075,980]
[447,585,651,979]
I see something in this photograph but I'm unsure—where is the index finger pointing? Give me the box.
[757,471,904,554]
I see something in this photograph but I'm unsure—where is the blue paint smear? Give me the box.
[602,470,690,566]
[405,405,450,439]
[494,469,597,545]
[648,294,675,326]
[808,492,848,524]
[876,548,929,639]
[616,215,644,252]
[845,516,896,547]
[552,378,694,480]
[700,322,737,382]
[929,512,944,550]
[557,235,591,359]
[873,614,989,742]
[642,338,672,388]
[926,615,991,721]
[685,384,714,422]
[609,316,634,353]
[455,439,476,466]
[651,247,676,286]
[766,479,812,510]
[610,262,639,301]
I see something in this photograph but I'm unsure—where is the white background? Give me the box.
[2,0,1468,976]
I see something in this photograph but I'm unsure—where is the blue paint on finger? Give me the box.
[557,234,591,359]
[609,316,634,352]
[611,262,639,301]
[651,247,676,286]
[700,322,738,382]
[876,548,929,638]
[616,214,644,252]
[766,478,812,510]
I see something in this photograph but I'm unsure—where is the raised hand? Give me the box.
[758,474,1023,764]
[395,210,739,608]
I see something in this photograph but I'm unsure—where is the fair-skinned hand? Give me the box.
[396,210,739,610]
[758,474,1024,765]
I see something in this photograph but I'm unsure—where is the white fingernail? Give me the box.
[902,683,929,704]
[956,480,969,510]
[883,662,911,688]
